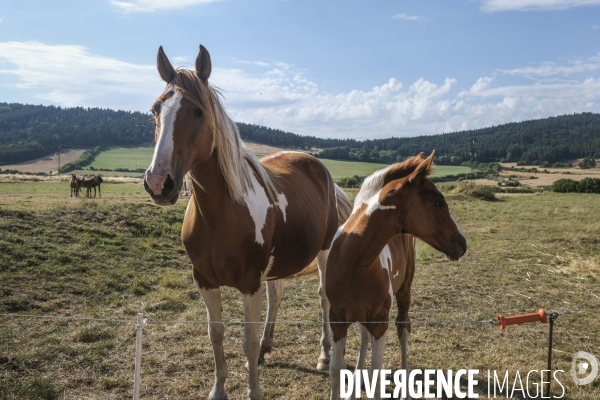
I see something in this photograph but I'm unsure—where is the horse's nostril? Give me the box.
[162,174,175,196]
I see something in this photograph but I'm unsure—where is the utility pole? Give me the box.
[57,145,61,174]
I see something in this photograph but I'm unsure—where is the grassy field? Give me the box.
[0,181,598,399]
[87,147,154,171]
[82,146,471,181]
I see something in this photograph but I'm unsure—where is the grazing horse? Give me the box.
[70,174,81,197]
[81,176,103,197]
[144,44,350,400]
[327,152,467,400]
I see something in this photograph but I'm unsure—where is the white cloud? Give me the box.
[1,41,600,138]
[391,13,420,21]
[0,41,162,110]
[0,17,4,22]
[481,0,600,12]
[110,0,217,13]
[498,53,600,78]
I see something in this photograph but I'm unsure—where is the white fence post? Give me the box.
[133,313,147,400]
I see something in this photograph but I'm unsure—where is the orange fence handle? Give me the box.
[497,309,547,329]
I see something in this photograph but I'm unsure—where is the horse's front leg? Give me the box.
[242,289,263,400]
[329,315,350,400]
[356,324,370,370]
[317,249,331,371]
[199,288,229,400]
[369,330,388,400]
[259,279,284,364]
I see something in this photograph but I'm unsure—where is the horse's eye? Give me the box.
[194,108,203,118]
[436,200,446,209]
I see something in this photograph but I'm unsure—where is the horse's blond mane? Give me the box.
[173,69,277,203]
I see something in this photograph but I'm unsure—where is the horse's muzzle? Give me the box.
[447,235,467,261]
[144,173,180,206]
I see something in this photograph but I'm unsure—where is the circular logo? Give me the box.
[571,351,599,386]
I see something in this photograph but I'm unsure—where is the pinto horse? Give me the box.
[327,152,467,400]
[144,45,351,400]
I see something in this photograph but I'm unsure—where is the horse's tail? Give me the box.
[285,184,353,279]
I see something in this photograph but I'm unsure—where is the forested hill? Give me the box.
[240,114,600,165]
[1,102,599,166]
[0,103,154,164]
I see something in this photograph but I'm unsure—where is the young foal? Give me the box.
[327,152,467,400]
[144,45,349,400]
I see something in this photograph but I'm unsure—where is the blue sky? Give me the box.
[1,0,600,139]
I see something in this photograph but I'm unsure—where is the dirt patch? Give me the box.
[1,148,87,173]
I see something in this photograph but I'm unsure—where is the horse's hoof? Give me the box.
[208,389,228,400]
[316,358,330,371]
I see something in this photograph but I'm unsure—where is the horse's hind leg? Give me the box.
[316,249,332,371]
[259,279,284,364]
[199,288,229,400]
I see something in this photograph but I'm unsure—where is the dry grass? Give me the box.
[1,148,87,174]
[0,182,599,399]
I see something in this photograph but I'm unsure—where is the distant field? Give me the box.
[83,147,470,181]
[317,159,387,180]
[1,148,86,174]
[87,146,154,171]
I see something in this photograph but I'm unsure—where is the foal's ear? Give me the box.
[408,150,435,183]
[157,46,175,83]
[195,44,212,82]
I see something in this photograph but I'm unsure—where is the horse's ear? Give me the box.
[408,150,435,183]
[195,44,212,82]
[157,46,175,83]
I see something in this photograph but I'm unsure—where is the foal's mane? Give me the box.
[173,69,277,203]
[353,153,428,210]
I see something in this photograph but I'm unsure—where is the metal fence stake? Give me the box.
[133,313,146,400]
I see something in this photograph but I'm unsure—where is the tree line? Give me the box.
[1,102,599,166]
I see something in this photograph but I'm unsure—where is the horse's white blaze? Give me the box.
[245,172,272,245]
[147,88,182,193]
[379,244,394,301]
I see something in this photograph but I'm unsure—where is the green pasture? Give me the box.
[0,184,598,399]
[86,146,154,171]
[83,146,471,181]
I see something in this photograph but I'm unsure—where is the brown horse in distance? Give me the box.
[69,174,81,197]
[327,152,467,400]
[80,176,103,197]
[144,45,351,400]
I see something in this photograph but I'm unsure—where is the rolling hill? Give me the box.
[1,102,599,166]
